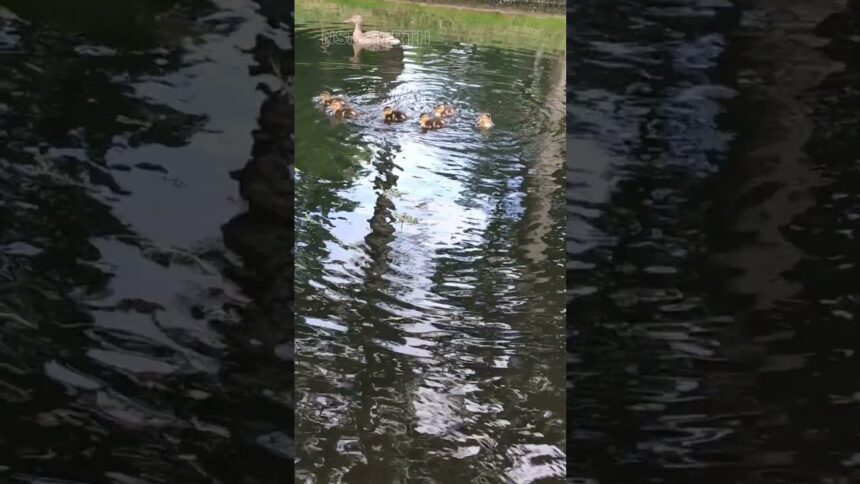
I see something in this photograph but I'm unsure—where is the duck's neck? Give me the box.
[352,22,363,37]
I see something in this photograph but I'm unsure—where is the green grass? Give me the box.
[296,0,564,53]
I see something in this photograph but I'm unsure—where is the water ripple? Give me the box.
[297,17,565,483]
[568,0,860,481]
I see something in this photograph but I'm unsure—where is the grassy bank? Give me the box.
[296,0,565,53]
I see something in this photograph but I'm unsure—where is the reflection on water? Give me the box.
[295,16,565,483]
[569,0,860,482]
[0,0,291,481]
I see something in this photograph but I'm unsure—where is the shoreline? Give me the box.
[389,0,565,19]
[297,0,565,53]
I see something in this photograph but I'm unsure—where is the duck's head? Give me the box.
[476,113,494,128]
[320,91,332,101]
[419,113,431,123]
[344,15,363,25]
[383,106,393,117]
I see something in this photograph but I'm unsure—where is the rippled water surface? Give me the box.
[294,10,566,483]
[0,1,291,481]
[568,0,860,482]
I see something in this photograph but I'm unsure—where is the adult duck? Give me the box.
[345,15,401,47]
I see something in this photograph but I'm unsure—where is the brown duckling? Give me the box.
[382,106,407,122]
[334,107,358,120]
[475,112,494,129]
[434,103,455,117]
[319,90,344,107]
[419,113,445,130]
[329,99,358,119]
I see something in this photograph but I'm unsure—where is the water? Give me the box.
[0,1,292,481]
[294,11,566,484]
[568,0,860,482]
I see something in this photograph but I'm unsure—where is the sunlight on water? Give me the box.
[295,16,565,483]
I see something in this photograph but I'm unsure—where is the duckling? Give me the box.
[318,90,344,107]
[434,103,455,117]
[329,99,358,120]
[334,107,358,120]
[475,112,494,129]
[419,113,445,130]
[382,106,407,122]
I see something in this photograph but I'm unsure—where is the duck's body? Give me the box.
[383,106,407,123]
[334,107,358,120]
[345,15,400,47]
[475,113,494,129]
[434,104,455,117]
[419,113,445,130]
[329,99,358,120]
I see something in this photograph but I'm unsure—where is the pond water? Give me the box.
[0,1,291,482]
[568,0,860,482]
[294,12,566,484]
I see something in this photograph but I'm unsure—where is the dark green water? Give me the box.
[294,18,566,483]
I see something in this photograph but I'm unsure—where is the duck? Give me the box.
[318,90,344,107]
[419,113,445,130]
[382,106,407,122]
[475,112,494,129]
[434,103,455,117]
[345,15,401,47]
[328,99,358,120]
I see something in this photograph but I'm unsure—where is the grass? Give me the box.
[296,0,565,53]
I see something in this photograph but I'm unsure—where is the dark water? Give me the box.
[295,17,565,484]
[568,0,860,482]
[0,1,292,482]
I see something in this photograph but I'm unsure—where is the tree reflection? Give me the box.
[1,0,303,481]
[217,0,294,479]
